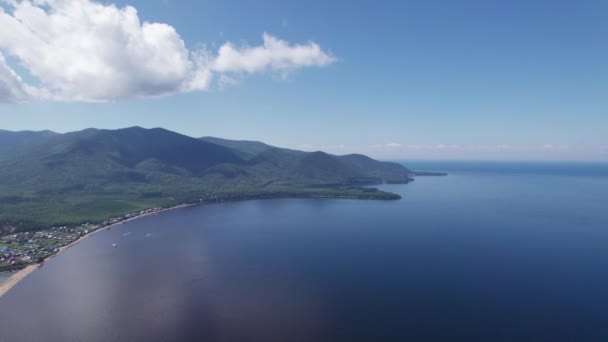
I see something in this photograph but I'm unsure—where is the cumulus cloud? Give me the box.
[0,0,335,102]
[211,33,335,74]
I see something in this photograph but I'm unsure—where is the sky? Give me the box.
[0,0,606,161]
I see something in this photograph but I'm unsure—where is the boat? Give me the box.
[112,243,117,248]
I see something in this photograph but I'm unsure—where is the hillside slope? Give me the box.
[0,130,59,161]
[0,127,412,231]
[0,127,243,188]
[200,136,304,158]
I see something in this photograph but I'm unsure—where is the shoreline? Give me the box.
[46,202,199,263]
[0,265,39,298]
[0,190,405,299]
[0,202,199,300]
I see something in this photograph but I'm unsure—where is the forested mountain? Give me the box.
[0,127,413,231]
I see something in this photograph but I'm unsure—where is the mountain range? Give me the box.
[0,127,413,231]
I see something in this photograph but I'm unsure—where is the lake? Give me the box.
[1,161,607,341]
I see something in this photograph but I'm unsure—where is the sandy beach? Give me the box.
[0,202,199,299]
[0,265,39,298]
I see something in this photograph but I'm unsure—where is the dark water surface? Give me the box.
[1,162,607,341]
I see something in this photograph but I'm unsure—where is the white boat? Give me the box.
[112,243,117,248]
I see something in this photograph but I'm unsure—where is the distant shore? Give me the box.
[0,202,199,299]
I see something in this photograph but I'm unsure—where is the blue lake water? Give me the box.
[1,161,607,341]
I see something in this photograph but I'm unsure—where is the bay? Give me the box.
[1,162,607,341]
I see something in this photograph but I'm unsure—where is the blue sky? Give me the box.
[0,0,606,160]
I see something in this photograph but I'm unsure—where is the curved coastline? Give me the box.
[0,265,39,298]
[0,203,199,299]
[0,188,410,299]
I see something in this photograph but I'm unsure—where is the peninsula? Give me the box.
[0,127,419,274]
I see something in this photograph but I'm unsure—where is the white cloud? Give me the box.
[0,52,32,102]
[211,33,335,74]
[0,0,335,102]
[385,142,401,148]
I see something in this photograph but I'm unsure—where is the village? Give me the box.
[0,207,164,271]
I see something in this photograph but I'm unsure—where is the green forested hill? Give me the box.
[0,129,60,162]
[0,127,413,231]
[200,136,281,157]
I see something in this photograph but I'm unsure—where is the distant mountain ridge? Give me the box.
[200,136,283,157]
[200,136,412,182]
[0,127,413,231]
